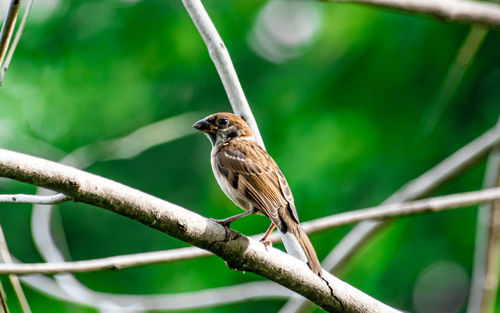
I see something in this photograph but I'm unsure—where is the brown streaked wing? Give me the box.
[276,168,300,224]
[215,140,288,229]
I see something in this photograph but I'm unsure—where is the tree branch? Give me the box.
[182,0,265,148]
[0,225,31,313]
[0,0,20,84]
[0,148,399,312]
[280,121,500,312]
[326,0,500,29]
[0,0,33,84]
[21,275,293,311]
[2,187,500,275]
[0,193,69,204]
[467,116,500,313]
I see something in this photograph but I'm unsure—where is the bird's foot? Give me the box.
[260,238,272,250]
[210,218,238,241]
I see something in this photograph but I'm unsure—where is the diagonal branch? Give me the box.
[0,148,399,313]
[182,0,264,148]
[326,0,500,29]
[0,0,33,83]
[0,0,20,74]
[0,223,31,313]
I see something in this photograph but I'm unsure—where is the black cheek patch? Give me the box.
[208,133,216,146]
[232,172,239,189]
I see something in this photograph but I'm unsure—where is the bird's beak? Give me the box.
[193,119,217,133]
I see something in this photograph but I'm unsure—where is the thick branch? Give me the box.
[327,0,500,29]
[0,148,399,313]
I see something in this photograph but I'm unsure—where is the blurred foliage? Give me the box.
[0,0,500,312]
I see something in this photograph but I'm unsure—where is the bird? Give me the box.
[193,112,322,276]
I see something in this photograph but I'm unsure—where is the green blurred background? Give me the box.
[0,0,499,312]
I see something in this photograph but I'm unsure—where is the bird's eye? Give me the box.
[218,117,229,126]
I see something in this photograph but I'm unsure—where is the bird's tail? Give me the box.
[289,223,322,276]
[279,219,322,277]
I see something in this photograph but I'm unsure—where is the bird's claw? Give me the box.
[209,218,237,241]
[260,239,272,250]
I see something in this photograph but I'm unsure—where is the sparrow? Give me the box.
[193,112,322,276]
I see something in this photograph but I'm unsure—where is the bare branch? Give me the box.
[0,282,9,313]
[420,26,488,135]
[0,0,20,84]
[280,121,500,312]
[182,0,265,148]
[21,274,293,311]
[468,117,500,313]
[298,187,500,233]
[60,112,199,169]
[327,0,500,29]
[0,247,207,274]
[481,194,500,312]
[0,149,400,312]
[1,0,34,82]
[0,223,31,313]
[2,187,500,275]
[0,193,69,204]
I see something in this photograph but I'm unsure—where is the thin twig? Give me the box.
[0,0,20,84]
[481,192,500,312]
[326,0,500,28]
[2,187,500,275]
[0,247,207,274]
[468,117,500,313]
[0,224,31,313]
[22,275,293,311]
[1,0,34,83]
[420,26,488,135]
[467,135,500,312]
[0,282,10,313]
[280,121,500,313]
[60,112,199,168]
[0,193,69,204]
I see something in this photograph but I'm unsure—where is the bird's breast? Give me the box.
[211,148,250,212]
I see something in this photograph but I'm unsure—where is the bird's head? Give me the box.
[193,112,254,146]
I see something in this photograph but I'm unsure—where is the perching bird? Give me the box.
[193,112,322,276]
